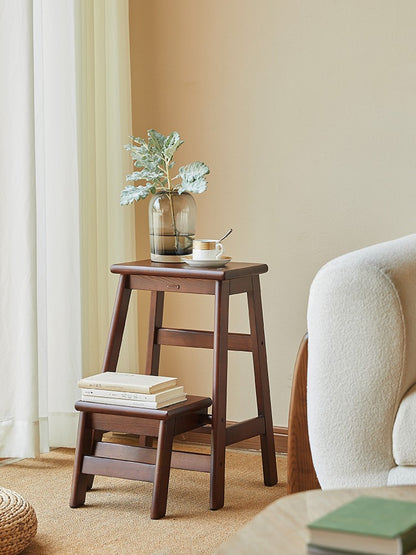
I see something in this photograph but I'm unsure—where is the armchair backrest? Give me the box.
[307,234,416,488]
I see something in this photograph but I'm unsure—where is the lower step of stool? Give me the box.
[70,395,212,518]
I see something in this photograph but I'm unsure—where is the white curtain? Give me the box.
[0,0,137,458]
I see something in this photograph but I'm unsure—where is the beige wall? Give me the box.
[129,0,416,427]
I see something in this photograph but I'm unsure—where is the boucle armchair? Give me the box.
[288,234,416,494]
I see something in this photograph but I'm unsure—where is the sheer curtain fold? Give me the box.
[0,0,136,458]
[79,0,138,377]
[0,1,41,458]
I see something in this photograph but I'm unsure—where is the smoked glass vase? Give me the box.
[148,191,196,263]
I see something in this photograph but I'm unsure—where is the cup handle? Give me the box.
[215,242,224,259]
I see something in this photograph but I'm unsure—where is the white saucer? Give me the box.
[181,255,232,268]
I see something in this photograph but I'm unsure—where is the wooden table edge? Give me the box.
[110,260,268,280]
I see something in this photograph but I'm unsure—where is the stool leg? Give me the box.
[101,274,132,373]
[151,420,175,519]
[140,290,165,448]
[248,275,278,486]
[70,412,94,507]
[210,280,230,511]
[145,290,165,376]
[85,430,104,490]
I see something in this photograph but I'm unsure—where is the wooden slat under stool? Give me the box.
[70,395,212,519]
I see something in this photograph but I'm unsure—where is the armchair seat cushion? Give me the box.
[393,384,416,466]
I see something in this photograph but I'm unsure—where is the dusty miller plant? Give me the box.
[120,129,209,205]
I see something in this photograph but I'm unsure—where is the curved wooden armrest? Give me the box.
[287,333,320,494]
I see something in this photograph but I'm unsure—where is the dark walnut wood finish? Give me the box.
[287,334,320,494]
[70,396,212,519]
[75,260,278,512]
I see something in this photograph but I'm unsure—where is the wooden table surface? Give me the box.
[217,485,416,554]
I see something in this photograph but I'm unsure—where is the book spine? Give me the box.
[81,386,184,402]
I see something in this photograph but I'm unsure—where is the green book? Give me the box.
[307,496,416,555]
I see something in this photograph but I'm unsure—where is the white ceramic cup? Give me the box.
[192,239,224,260]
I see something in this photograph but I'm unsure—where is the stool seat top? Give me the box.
[110,260,268,280]
[75,395,212,420]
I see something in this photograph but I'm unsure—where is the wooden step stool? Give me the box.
[70,395,212,519]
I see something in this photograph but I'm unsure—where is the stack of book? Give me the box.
[307,496,416,555]
[78,372,186,409]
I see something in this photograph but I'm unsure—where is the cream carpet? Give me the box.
[1,447,287,554]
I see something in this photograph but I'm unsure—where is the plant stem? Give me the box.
[164,158,179,250]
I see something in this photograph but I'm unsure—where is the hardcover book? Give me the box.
[78,372,177,394]
[308,496,416,555]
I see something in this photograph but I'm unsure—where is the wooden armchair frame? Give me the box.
[287,334,320,494]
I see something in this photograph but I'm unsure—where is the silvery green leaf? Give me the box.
[129,135,146,147]
[125,144,148,164]
[124,144,143,161]
[163,132,183,160]
[126,172,142,182]
[127,145,162,172]
[178,176,207,194]
[145,157,163,172]
[126,169,163,182]
[179,161,210,182]
[147,129,166,153]
[178,161,209,194]
[124,142,147,155]
[120,184,152,205]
